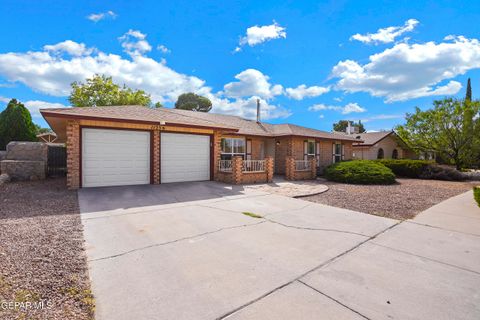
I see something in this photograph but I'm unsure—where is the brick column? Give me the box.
[212,131,222,181]
[265,156,274,183]
[153,130,160,184]
[66,120,80,189]
[285,156,295,181]
[310,156,317,179]
[232,156,243,185]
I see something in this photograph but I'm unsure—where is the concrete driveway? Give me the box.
[79,182,480,320]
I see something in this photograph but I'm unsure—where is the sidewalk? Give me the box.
[295,190,480,320]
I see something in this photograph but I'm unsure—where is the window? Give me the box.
[221,138,245,160]
[377,148,384,159]
[392,149,398,159]
[307,141,315,155]
[333,143,343,163]
[304,140,316,160]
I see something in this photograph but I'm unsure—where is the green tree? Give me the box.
[34,123,51,134]
[396,98,480,169]
[466,78,472,101]
[69,74,151,107]
[333,120,366,133]
[154,102,163,108]
[0,99,37,149]
[174,93,212,112]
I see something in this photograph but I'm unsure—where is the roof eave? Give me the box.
[39,110,240,132]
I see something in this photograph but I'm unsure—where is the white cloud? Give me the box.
[0,35,291,121]
[0,41,205,102]
[157,45,170,54]
[308,102,366,114]
[235,22,286,52]
[24,100,69,117]
[87,10,116,22]
[0,96,68,117]
[44,40,94,56]
[119,30,152,56]
[360,114,404,123]
[208,94,290,120]
[223,69,283,99]
[350,19,418,44]
[332,36,480,102]
[285,84,330,100]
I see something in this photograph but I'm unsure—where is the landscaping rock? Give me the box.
[5,141,48,161]
[462,170,480,181]
[0,173,10,185]
[0,160,46,181]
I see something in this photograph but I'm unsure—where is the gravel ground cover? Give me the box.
[0,178,93,320]
[303,178,475,220]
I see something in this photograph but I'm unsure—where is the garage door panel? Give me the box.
[161,133,210,183]
[82,129,150,187]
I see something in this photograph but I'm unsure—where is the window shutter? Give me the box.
[332,143,335,163]
[304,140,308,161]
[246,139,252,160]
[315,142,320,167]
[341,144,345,160]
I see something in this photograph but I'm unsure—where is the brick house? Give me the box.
[40,105,360,189]
[350,131,417,160]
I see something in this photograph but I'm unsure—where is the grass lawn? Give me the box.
[304,178,475,220]
[0,178,93,320]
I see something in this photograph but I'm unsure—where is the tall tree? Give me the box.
[0,99,37,149]
[396,98,480,169]
[175,93,212,112]
[333,120,366,133]
[69,74,152,107]
[466,78,472,101]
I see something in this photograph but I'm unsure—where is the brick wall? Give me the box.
[285,156,316,181]
[274,137,291,174]
[66,120,80,189]
[153,130,160,184]
[217,156,273,185]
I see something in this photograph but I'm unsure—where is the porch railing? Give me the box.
[218,160,232,172]
[295,160,310,171]
[243,160,266,173]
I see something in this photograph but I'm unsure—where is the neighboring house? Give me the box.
[40,105,359,189]
[349,131,417,160]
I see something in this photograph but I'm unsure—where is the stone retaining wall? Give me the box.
[0,141,48,180]
[0,160,46,181]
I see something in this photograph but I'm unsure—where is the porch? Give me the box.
[216,156,317,185]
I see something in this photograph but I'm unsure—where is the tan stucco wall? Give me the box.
[352,135,413,160]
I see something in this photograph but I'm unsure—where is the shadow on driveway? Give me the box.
[78,181,259,213]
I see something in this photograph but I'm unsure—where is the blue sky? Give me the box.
[0,0,479,131]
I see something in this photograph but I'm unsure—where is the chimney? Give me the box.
[346,121,352,135]
[256,98,261,123]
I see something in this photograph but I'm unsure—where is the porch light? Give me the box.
[276,140,280,146]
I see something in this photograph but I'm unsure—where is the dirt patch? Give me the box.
[0,178,93,319]
[303,178,474,220]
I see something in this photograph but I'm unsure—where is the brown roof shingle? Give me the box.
[351,131,393,145]
[40,105,361,142]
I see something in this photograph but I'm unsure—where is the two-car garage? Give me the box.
[81,128,211,188]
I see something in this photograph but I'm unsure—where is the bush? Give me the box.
[374,159,432,178]
[325,160,396,185]
[474,186,480,207]
[419,165,466,181]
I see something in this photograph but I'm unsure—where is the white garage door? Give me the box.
[82,128,150,187]
[161,133,210,183]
